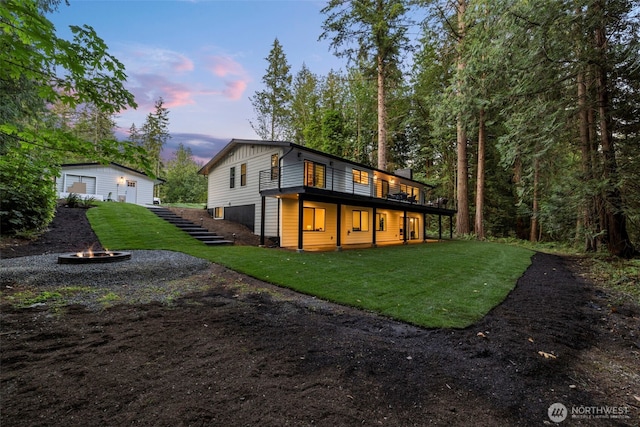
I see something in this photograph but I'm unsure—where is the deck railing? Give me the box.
[259,163,448,207]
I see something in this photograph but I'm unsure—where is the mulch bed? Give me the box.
[1,207,638,426]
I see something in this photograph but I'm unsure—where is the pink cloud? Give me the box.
[129,48,194,74]
[223,80,248,100]
[127,73,196,110]
[203,55,251,100]
[173,56,194,73]
[206,55,246,77]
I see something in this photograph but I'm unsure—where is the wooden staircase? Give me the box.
[149,207,233,246]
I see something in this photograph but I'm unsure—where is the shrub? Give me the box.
[0,150,57,235]
[65,193,81,208]
[80,196,96,209]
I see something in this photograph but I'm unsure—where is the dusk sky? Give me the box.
[47,1,347,164]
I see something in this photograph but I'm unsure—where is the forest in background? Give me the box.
[1,0,638,258]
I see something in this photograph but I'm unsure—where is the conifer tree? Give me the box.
[250,38,293,141]
[140,98,170,182]
[321,0,412,171]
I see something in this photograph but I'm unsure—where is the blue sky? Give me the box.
[48,0,346,164]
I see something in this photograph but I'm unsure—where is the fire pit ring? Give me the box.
[58,251,132,264]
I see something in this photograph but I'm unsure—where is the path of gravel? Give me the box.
[0,250,212,310]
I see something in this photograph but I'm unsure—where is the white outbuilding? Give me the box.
[57,162,163,205]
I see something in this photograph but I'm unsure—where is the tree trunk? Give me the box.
[577,70,598,251]
[475,108,485,239]
[455,0,470,235]
[377,53,387,171]
[593,4,635,258]
[530,156,539,242]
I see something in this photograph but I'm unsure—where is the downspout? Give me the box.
[260,196,266,247]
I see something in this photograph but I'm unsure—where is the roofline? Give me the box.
[198,139,435,189]
[198,139,290,176]
[61,162,166,183]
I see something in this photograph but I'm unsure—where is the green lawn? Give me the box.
[88,202,533,328]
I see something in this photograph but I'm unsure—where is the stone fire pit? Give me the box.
[57,251,132,264]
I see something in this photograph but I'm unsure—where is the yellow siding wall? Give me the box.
[280,199,338,248]
[342,205,372,245]
[280,201,424,248]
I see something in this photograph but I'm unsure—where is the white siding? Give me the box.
[263,197,279,237]
[57,164,155,205]
[207,144,284,235]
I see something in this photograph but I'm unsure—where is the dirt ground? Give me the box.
[1,207,639,426]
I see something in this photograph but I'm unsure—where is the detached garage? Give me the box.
[57,163,163,205]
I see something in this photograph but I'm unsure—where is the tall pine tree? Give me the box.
[250,38,292,141]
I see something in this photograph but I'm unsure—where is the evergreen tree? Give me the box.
[290,63,321,146]
[161,144,207,204]
[140,98,170,184]
[321,0,413,171]
[343,66,378,166]
[250,38,292,141]
[408,28,456,198]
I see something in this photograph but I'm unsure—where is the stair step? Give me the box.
[148,207,232,246]
[203,240,234,246]
[193,234,225,240]
[173,223,201,228]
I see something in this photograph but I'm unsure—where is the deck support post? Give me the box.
[336,203,342,251]
[259,196,266,247]
[423,213,427,242]
[372,207,377,248]
[297,195,304,253]
[403,209,408,245]
[438,215,443,240]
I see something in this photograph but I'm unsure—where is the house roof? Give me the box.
[198,138,435,189]
[198,139,290,176]
[61,162,166,183]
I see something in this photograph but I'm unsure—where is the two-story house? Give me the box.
[199,139,455,251]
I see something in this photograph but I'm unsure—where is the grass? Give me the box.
[580,256,640,306]
[88,202,534,328]
[161,202,206,209]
